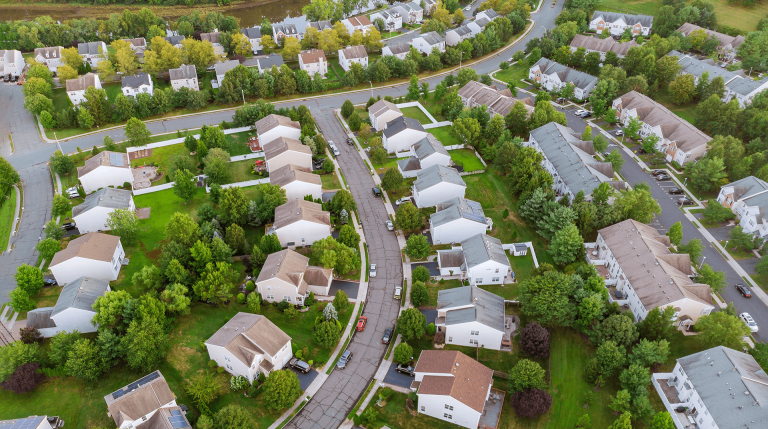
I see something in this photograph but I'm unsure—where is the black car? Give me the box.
[312,159,325,169]
[668,188,684,195]
[382,327,393,344]
[346,137,355,145]
[736,284,753,298]
[43,278,57,286]
[395,364,415,376]
[678,197,694,206]
[372,187,382,197]
[656,174,671,181]
[289,358,311,374]
[60,222,76,230]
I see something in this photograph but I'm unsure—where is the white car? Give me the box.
[386,220,394,231]
[394,286,402,300]
[615,129,624,136]
[464,5,471,10]
[740,312,758,333]
[328,141,340,156]
[574,109,587,116]
[395,196,412,205]
[370,264,377,277]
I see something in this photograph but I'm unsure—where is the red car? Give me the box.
[356,316,367,332]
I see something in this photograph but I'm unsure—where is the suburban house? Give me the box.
[77,151,133,194]
[255,249,333,303]
[273,23,302,42]
[33,46,63,72]
[169,64,199,91]
[458,80,534,118]
[715,176,768,237]
[422,0,437,14]
[241,27,262,53]
[341,15,374,35]
[66,72,102,106]
[436,234,511,286]
[271,199,332,247]
[163,35,185,48]
[412,31,446,54]
[676,23,745,60]
[467,17,490,37]
[121,72,154,98]
[369,9,403,32]
[123,37,147,56]
[298,49,328,78]
[526,122,621,201]
[256,113,302,146]
[435,286,507,350]
[589,11,653,36]
[26,276,110,338]
[612,91,711,165]
[205,312,293,382]
[0,49,24,78]
[397,134,451,178]
[430,198,491,245]
[307,20,334,31]
[200,31,225,55]
[270,163,323,201]
[214,59,240,87]
[382,116,428,153]
[724,76,768,108]
[651,346,768,429]
[339,45,368,71]
[413,165,466,208]
[77,41,108,67]
[413,350,495,429]
[257,54,285,74]
[368,99,403,130]
[104,371,191,429]
[475,9,499,22]
[669,50,743,85]
[528,58,599,100]
[72,188,134,233]
[586,219,715,325]
[263,136,312,172]
[381,42,410,60]
[49,232,125,285]
[445,25,472,46]
[569,34,637,59]
[0,415,62,429]
[391,2,424,24]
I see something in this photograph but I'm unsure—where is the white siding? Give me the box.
[50,307,100,335]
[74,199,135,233]
[260,127,302,147]
[282,181,323,202]
[79,167,134,194]
[267,151,313,173]
[382,128,428,153]
[413,182,466,208]
[275,220,331,247]
[50,245,124,285]
[431,218,488,245]
[466,260,509,286]
[417,393,482,429]
[171,76,199,91]
[370,109,403,130]
[443,320,503,350]
[257,277,304,304]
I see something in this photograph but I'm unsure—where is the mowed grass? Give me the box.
[449,148,485,171]
[427,126,462,147]
[494,62,531,88]
[131,142,195,174]
[133,187,209,250]
[0,187,17,251]
[228,158,263,183]
[223,130,257,156]
[318,171,342,190]
[599,0,768,31]
[654,89,697,125]
[400,106,433,124]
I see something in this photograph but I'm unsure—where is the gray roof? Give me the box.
[121,72,151,89]
[591,11,653,28]
[418,31,444,46]
[274,23,299,35]
[726,76,768,96]
[374,9,401,20]
[72,187,132,218]
[258,54,285,70]
[531,58,598,91]
[26,308,56,329]
[669,51,741,84]
[241,27,262,39]
[450,25,472,37]
[474,17,490,29]
[77,41,104,55]
[460,233,509,269]
[169,64,197,81]
[481,9,499,19]
[722,176,768,201]
[413,135,449,159]
[164,35,185,45]
[383,116,425,138]
[431,197,486,228]
[0,416,48,429]
[414,164,466,192]
[677,346,768,429]
[397,157,421,171]
[438,286,505,331]
[385,42,411,55]
[52,276,109,316]
[215,59,240,76]
[308,20,334,31]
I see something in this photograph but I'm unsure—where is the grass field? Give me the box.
[427,126,462,147]
[228,158,262,183]
[494,62,530,89]
[599,0,768,31]
[400,106,433,125]
[654,89,697,125]
[223,130,257,156]
[131,142,195,175]
[133,187,209,250]
[318,171,342,190]
[449,148,484,171]
[0,187,17,251]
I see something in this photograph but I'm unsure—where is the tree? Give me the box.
[51,194,72,219]
[329,189,356,215]
[394,343,413,364]
[315,318,341,347]
[412,265,430,284]
[132,265,163,292]
[519,271,575,327]
[637,306,675,341]
[690,157,727,193]
[0,342,41,383]
[24,94,53,116]
[623,116,642,141]
[620,363,651,397]
[91,290,131,330]
[669,74,696,104]
[395,202,422,231]
[404,234,430,260]
[185,372,220,407]
[333,290,350,314]
[247,291,261,313]
[262,369,302,410]
[451,117,482,147]
[10,288,35,313]
[213,404,255,429]
[15,264,44,297]
[406,75,420,101]
[194,262,236,304]
[160,284,191,315]
[678,238,704,264]
[519,322,550,358]
[696,311,751,349]
[398,308,426,341]
[1,362,45,394]
[510,389,552,418]
[549,224,584,266]
[49,330,82,369]
[730,225,763,252]
[738,30,768,73]
[458,67,478,87]
[509,359,546,392]
[225,224,247,254]
[122,317,169,371]
[696,264,726,293]
[250,183,287,225]
[604,149,624,172]
[49,150,74,176]
[650,411,676,429]
[219,186,250,225]
[610,390,632,413]
[629,338,670,367]
[666,221,683,246]
[125,117,151,147]
[338,224,360,249]
[65,339,103,382]
[106,208,142,245]
[172,169,196,203]
[609,412,632,429]
[410,281,428,307]
[614,183,661,224]
[341,100,354,118]
[166,212,201,247]
[381,167,403,191]
[203,148,231,185]
[591,314,639,349]
[596,341,626,378]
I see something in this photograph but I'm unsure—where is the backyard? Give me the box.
[400,106,432,125]
[318,171,342,190]
[599,0,768,31]
[427,126,461,147]
[448,148,484,172]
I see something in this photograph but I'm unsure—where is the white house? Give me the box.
[381,42,410,60]
[413,350,494,429]
[77,41,108,68]
[270,163,323,201]
[569,34,637,60]
[528,58,599,100]
[263,136,313,173]
[33,46,63,73]
[307,20,334,32]
[613,91,711,165]
[257,54,285,74]
[72,188,134,233]
[215,59,240,87]
[241,27,262,53]
[77,151,133,194]
[430,198,491,245]
[0,415,58,429]
[169,64,199,91]
[341,15,374,35]
[526,122,620,201]
[382,116,428,153]
[475,9,499,22]
[724,76,768,108]
[397,135,451,178]
[368,99,403,130]
[676,23,745,61]
[271,199,332,247]
[0,49,24,78]
[49,232,125,285]
[272,23,302,43]
[586,219,714,325]
[412,164,466,208]
[589,11,653,36]
[123,37,147,56]
[298,49,328,78]
[716,176,768,237]
[121,72,154,98]
[391,2,423,24]
[458,80,533,118]
[412,31,445,55]
[467,17,490,37]
[669,50,743,86]
[339,45,368,72]
[436,234,511,286]
[255,249,333,304]
[256,113,302,146]
[445,26,472,47]
[435,286,507,350]
[25,276,110,338]
[66,72,102,106]
[205,312,293,382]
[651,346,768,429]
[105,371,191,429]
[370,9,403,32]
[422,0,437,14]
[200,31,225,55]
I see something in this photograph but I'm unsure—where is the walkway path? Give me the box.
[5,185,21,253]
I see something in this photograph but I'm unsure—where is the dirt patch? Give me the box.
[129,148,153,161]
[167,345,197,373]
[136,207,151,219]
[505,209,526,226]
[146,247,162,260]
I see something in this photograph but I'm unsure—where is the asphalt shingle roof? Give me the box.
[591,11,654,28]
[413,164,466,192]
[72,187,132,217]
[258,54,285,70]
[169,64,197,81]
[52,276,109,316]
[531,58,598,91]
[418,31,444,46]
[438,285,505,331]
[121,72,152,89]
[431,197,487,228]
[460,233,509,269]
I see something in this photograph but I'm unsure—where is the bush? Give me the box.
[1,362,45,394]
[499,61,510,70]
[341,100,354,118]
[237,293,246,304]
[246,385,258,397]
[230,375,249,391]
[348,113,362,131]
[394,343,413,364]
[208,360,218,368]
[426,323,436,335]
[277,301,290,312]
[510,389,552,418]
[411,266,430,284]
[217,367,225,373]
[245,281,255,292]
[519,322,550,358]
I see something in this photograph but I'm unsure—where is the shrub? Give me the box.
[426,323,436,335]
[1,362,45,394]
[237,293,246,304]
[230,375,249,391]
[510,389,552,418]
[245,281,255,292]
[411,266,430,284]
[278,301,290,312]
[217,367,225,373]
[519,322,550,358]
[208,360,218,368]
[499,61,510,70]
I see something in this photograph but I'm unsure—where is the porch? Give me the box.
[606,286,629,306]
[652,374,693,429]
[500,315,517,352]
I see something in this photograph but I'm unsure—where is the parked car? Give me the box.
[60,222,76,230]
[346,137,355,146]
[395,196,412,206]
[615,129,624,136]
[736,284,753,298]
[678,197,694,206]
[382,327,393,344]
[655,174,671,181]
[328,141,340,156]
[740,312,758,332]
[580,111,593,118]
[651,170,665,176]
[395,364,415,376]
[574,109,587,116]
[313,159,325,170]
[372,187,382,197]
[370,264,377,278]
[43,278,57,286]
[464,5,471,10]
[394,286,402,300]
[336,350,353,369]
[668,188,684,195]
[386,220,394,231]
[356,316,368,332]
[555,97,567,104]
[289,358,311,374]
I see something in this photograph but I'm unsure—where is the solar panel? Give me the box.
[112,372,160,399]
[109,153,124,167]
[168,411,189,428]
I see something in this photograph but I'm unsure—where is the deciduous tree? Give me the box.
[107,208,142,245]
[262,369,302,410]
[410,281,428,307]
[509,359,546,392]
[519,322,550,358]
[394,343,413,364]
[404,234,430,260]
[696,311,751,349]
[398,308,426,341]
[510,389,552,418]
[125,117,151,147]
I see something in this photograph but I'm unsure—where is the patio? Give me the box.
[478,388,505,429]
[500,315,517,352]
[131,166,159,190]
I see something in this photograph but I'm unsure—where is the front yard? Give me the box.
[493,62,530,89]
[0,187,17,251]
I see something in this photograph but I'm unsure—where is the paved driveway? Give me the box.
[383,362,415,388]
[329,280,360,298]
[286,367,320,391]
[419,308,438,325]
[412,262,439,277]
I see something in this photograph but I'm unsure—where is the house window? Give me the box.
[448,336,453,342]
[444,414,452,419]
[284,296,292,302]
[267,286,272,290]
[266,294,275,300]
[470,339,478,345]
[494,268,499,273]
[475,278,483,283]
[492,277,500,282]
[471,330,479,336]
[444,405,453,411]
[420,406,425,412]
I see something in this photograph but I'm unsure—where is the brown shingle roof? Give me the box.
[299,49,327,64]
[255,249,310,295]
[205,312,291,364]
[78,151,130,177]
[340,45,367,59]
[347,15,372,27]
[49,232,120,267]
[304,266,332,286]
[263,136,312,160]
[66,72,99,92]
[415,350,493,413]
[273,199,331,229]
[270,164,322,187]
[104,371,176,427]
[256,114,301,135]
[200,32,221,44]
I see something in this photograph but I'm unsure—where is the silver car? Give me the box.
[370,264,377,278]
[336,350,353,369]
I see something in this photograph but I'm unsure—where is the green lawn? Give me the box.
[599,0,768,31]
[371,156,399,172]
[422,97,447,122]
[130,142,196,177]
[223,130,258,156]
[654,89,696,125]
[318,171,342,190]
[494,62,530,89]
[400,106,432,125]
[0,187,17,251]
[427,126,462,147]
[228,158,263,184]
[448,148,484,172]
[718,240,757,260]
[133,187,209,250]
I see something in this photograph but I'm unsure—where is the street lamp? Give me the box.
[699,256,706,270]
[53,132,63,153]
[683,177,687,187]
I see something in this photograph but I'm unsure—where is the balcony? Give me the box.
[606,286,628,306]
[652,374,693,429]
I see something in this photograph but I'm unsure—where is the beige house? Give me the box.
[256,114,302,146]
[298,49,328,78]
[66,72,101,106]
[271,199,332,247]
[338,45,368,72]
[569,34,637,60]
[169,64,199,91]
[255,249,333,303]
[263,136,313,173]
[49,232,125,285]
[458,80,534,118]
[33,46,63,72]
[104,371,190,429]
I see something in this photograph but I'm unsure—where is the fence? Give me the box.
[133,182,174,195]
[230,152,264,162]
[126,125,254,153]
[459,169,486,176]
[423,121,453,129]
[443,144,465,150]
[205,178,270,193]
